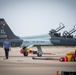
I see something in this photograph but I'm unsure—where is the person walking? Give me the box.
[3,38,11,59]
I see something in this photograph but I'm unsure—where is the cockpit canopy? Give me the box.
[49,23,76,38]
[49,22,65,37]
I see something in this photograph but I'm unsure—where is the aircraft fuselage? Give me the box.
[0,39,23,47]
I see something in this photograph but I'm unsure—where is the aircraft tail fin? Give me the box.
[0,18,19,39]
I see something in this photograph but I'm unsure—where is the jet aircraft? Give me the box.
[0,18,76,57]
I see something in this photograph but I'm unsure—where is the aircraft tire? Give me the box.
[37,53,42,57]
[23,52,28,56]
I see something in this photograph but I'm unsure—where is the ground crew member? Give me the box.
[3,38,11,59]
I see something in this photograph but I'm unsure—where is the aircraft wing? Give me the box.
[27,44,34,48]
[20,41,34,48]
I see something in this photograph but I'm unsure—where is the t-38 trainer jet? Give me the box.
[0,18,76,57]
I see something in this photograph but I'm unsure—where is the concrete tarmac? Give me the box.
[0,47,76,75]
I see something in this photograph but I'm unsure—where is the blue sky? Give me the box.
[0,0,76,37]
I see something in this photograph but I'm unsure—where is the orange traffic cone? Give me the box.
[56,71,59,75]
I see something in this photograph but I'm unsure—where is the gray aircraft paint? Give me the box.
[20,34,53,47]
[0,18,76,48]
